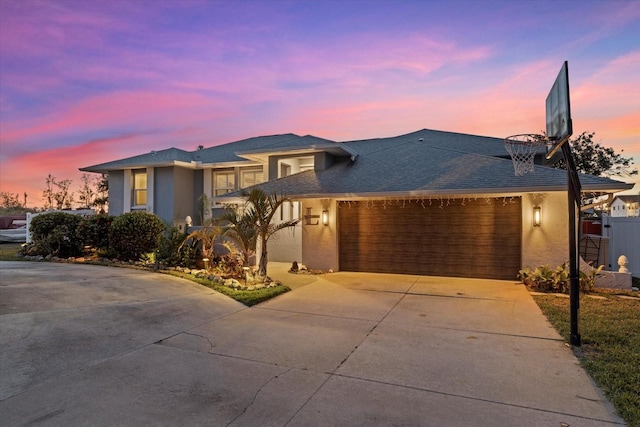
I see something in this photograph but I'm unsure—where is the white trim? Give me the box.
[123,169,132,212]
[146,167,154,213]
[204,169,212,198]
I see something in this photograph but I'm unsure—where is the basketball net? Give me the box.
[504,134,548,176]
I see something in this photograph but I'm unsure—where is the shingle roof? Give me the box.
[342,129,511,158]
[192,134,336,164]
[81,128,633,196]
[80,134,336,172]
[223,136,632,198]
[80,147,193,172]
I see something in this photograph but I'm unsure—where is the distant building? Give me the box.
[610,195,640,217]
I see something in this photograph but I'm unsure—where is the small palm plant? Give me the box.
[217,210,256,268]
[241,188,300,277]
[179,222,225,267]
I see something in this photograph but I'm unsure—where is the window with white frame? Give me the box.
[132,170,147,207]
[214,171,235,196]
[241,168,264,188]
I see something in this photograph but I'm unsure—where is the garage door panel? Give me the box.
[338,198,521,280]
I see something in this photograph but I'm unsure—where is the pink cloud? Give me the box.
[1,91,228,149]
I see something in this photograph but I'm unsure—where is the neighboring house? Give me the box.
[81,129,634,280]
[609,195,640,217]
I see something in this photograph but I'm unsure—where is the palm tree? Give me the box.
[218,210,256,268]
[241,188,299,277]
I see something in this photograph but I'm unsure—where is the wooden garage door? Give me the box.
[338,197,521,280]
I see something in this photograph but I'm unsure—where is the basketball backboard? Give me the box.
[545,61,573,159]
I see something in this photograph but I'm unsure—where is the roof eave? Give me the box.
[235,143,358,162]
[214,183,634,202]
[79,160,198,173]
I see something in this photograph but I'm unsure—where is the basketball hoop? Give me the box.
[504,134,548,176]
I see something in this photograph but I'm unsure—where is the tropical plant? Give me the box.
[179,223,225,265]
[156,225,196,267]
[519,262,604,293]
[580,264,604,293]
[240,188,300,277]
[218,210,256,268]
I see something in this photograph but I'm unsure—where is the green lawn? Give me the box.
[533,292,640,426]
[0,242,24,261]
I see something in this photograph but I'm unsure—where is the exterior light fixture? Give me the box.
[533,206,542,227]
[322,210,329,226]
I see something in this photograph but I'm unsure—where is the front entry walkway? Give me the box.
[0,262,623,426]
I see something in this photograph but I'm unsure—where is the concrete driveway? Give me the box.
[0,261,623,426]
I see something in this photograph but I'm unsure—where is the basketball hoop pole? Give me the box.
[545,61,581,346]
[561,141,582,347]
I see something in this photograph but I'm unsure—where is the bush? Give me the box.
[156,226,197,267]
[109,212,165,260]
[77,214,114,250]
[26,212,84,258]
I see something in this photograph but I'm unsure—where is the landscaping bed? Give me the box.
[5,243,290,307]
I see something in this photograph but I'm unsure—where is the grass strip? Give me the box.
[0,243,25,261]
[533,293,640,426]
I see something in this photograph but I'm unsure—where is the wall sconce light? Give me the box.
[533,206,541,227]
[322,210,329,226]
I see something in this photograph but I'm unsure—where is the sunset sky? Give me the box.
[1,0,639,207]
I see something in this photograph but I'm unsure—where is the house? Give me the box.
[81,129,634,280]
[609,195,640,217]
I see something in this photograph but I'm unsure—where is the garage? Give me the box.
[338,197,522,280]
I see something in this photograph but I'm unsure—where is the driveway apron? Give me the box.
[0,262,623,426]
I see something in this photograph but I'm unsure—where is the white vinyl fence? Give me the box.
[601,216,640,277]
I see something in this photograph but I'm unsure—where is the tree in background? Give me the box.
[93,174,109,213]
[1,192,24,209]
[42,174,74,210]
[553,131,638,178]
[77,173,108,212]
[77,174,97,209]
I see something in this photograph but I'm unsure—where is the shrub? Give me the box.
[109,212,165,260]
[77,214,114,250]
[156,225,197,267]
[26,212,84,258]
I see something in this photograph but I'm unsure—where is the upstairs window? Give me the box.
[214,171,235,196]
[132,170,147,207]
[241,168,264,189]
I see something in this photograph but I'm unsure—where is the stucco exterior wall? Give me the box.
[268,224,302,263]
[154,167,175,224]
[521,192,569,269]
[301,199,338,271]
[173,167,195,223]
[107,170,124,216]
